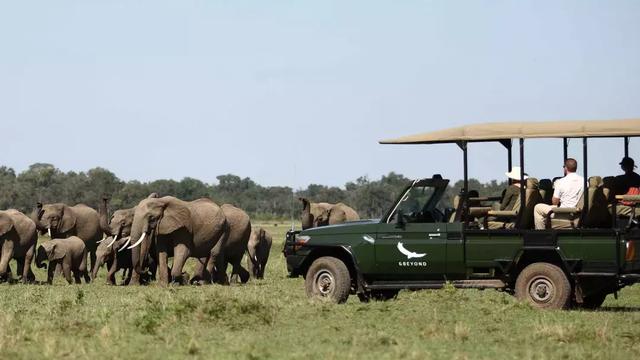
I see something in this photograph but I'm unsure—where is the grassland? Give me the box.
[1,222,640,359]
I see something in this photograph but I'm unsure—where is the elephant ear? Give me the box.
[44,242,65,261]
[158,201,192,235]
[0,213,14,237]
[58,206,77,234]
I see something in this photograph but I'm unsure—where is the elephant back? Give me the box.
[187,198,226,256]
[70,204,102,247]
[334,203,360,221]
[220,204,251,259]
[4,209,37,248]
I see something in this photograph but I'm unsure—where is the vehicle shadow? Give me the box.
[591,306,640,313]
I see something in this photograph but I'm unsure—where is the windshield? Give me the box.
[386,180,448,223]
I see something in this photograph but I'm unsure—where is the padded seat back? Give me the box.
[538,179,553,205]
[584,176,611,228]
[517,178,543,229]
[449,195,461,223]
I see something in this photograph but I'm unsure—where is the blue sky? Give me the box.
[1,1,639,189]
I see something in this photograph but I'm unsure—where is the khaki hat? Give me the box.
[505,167,528,181]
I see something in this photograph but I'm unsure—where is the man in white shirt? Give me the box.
[534,158,584,229]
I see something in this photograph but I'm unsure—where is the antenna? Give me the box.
[291,164,296,231]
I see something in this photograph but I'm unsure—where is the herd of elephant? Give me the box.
[0,195,358,286]
[0,194,273,286]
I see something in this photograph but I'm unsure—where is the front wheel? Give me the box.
[515,262,571,310]
[304,257,351,303]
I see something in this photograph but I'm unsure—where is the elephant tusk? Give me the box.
[254,255,258,262]
[118,237,131,252]
[106,234,118,248]
[127,232,146,250]
[48,228,52,238]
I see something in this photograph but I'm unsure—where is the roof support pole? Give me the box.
[563,138,568,161]
[625,136,629,158]
[582,137,589,223]
[519,138,525,224]
[461,141,469,229]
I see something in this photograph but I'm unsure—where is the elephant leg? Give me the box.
[62,261,73,284]
[231,261,250,284]
[21,244,36,284]
[124,267,133,285]
[106,259,117,285]
[0,240,15,282]
[129,246,141,285]
[88,250,96,277]
[246,253,257,279]
[170,244,190,285]
[156,241,170,286]
[73,270,82,284]
[80,251,90,284]
[47,263,56,284]
[190,255,210,285]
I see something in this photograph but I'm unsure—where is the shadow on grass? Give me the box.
[596,306,640,313]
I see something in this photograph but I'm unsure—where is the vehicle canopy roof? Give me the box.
[380,118,640,145]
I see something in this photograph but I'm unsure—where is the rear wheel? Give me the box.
[515,262,571,310]
[304,257,351,303]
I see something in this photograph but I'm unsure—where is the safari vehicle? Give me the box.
[283,119,640,309]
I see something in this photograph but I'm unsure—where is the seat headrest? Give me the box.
[539,179,553,190]
[526,178,539,190]
[588,176,603,188]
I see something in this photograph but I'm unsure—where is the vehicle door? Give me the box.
[374,180,448,280]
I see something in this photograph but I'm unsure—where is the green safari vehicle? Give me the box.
[283,119,640,309]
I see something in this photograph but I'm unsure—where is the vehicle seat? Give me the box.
[583,176,611,228]
[539,179,553,205]
[487,178,542,229]
[549,191,584,230]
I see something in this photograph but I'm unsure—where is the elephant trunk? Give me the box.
[99,198,113,237]
[31,203,47,234]
[129,216,152,276]
[35,246,47,269]
[299,198,314,230]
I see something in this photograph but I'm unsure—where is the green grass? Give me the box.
[2,222,640,359]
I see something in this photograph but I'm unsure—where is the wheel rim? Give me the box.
[528,276,554,303]
[314,270,334,296]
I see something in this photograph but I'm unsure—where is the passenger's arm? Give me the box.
[552,197,560,206]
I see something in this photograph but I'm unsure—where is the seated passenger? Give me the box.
[534,158,584,229]
[501,167,527,210]
[613,157,640,217]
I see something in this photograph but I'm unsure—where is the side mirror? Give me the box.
[395,210,406,229]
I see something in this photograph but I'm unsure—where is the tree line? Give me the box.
[0,163,507,220]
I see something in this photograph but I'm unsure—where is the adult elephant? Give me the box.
[97,196,157,284]
[0,210,38,283]
[208,204,251,284]
[127,196,227,286]
[299,198,333,230]
[315,203,360,227]
[33,202,102,274]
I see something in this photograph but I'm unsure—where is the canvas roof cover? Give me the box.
[380,118,640,145]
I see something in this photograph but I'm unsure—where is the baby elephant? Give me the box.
[35,236,90,284]
[247,228,272,279]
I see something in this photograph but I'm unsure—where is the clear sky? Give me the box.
[1,1,639,189]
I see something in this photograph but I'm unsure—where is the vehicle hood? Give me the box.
[301,219,380,235]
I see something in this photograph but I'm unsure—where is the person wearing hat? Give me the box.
[501,167,528,211]
[534,158,584,229]
[614,157,640,217]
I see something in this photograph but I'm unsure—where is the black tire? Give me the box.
[304,257,351,303]
[579,292,607,310]
[515,262,571,310]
